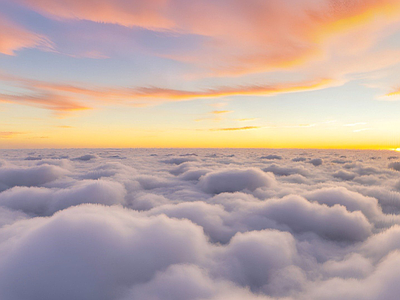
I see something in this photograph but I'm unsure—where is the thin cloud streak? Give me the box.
[45,78,336,100]
[0,75,337,112]
[211,110,232,115]
[385,87,400,97]
[0,131,28,138]
[0,16,53,55]
[0,92,91,113]
[209,126,261,131]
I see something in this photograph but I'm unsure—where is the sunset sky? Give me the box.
[1,0,400,149]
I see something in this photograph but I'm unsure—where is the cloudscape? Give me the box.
[0,149,400,300]
[1,1,400,300]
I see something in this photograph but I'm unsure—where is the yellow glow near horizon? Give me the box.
[0,123,397,150]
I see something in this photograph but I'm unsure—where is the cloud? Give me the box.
[306,187,385,225]
[179,169,210,181]
[136,175,175,190]
[39,77,335,103]
[130,78,336,100]
[209,126,261,132]
[149,201,231,243]
[0,204,210,300]
[0,180,126,215]
[353,128,371,133]
[0,206,28,227]
[322,253,373,279]
[0,72,337,113]
[389,162,400,171]
[198,168,275,194]
[384,87,400,97]
[16,0,174,30]
[72,154,99,161]
[161,157,198,165]
[309,158,323,166]
[211,110,232,115]
[261,155,283,160]
[236,118,258,122]
[0,131,28,139]
[0,149,400,299]
[254,195,373,241]
[0,17,53,55]
[80,162,135,180]
[0,92,91,113]
[292,157,307,162]
[333,170,357,181]
[305,251,400,300]
[14,0,400,77]
[215,229,297,290]
[263,164,309,177]
[0,164,68,191]
[121,264,277,300]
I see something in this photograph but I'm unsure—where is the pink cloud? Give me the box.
[0,73,336,113]
[10,0,400,79]
[0,92,90,113]
[0,17,53,55]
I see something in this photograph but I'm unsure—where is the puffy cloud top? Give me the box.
[0,149,399,300]
[198,168,275,194]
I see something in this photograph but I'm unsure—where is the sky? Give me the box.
[0,0,400,149]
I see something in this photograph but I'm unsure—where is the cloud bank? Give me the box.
[0,148,400,299]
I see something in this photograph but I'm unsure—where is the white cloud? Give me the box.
[0,149,399,299]
[389,162,400,171]
[0,164,68,191]
[0,180,126,216]
[198,168,276,194]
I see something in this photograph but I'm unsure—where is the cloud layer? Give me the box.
[1,148,400,299]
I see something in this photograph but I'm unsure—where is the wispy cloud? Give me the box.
[0,16,53,55]
[0,131,28,138]
[343,122,367,127]
[211,110,232,115]
[353,128,371,133]
[14,0,400,76]
[283,124,317,128]
[384,87,400,98]
[209,126,261,131]
[0,74,337,113]
[0,92,90,114]
[236,118,258,122]
[196,109,233,122]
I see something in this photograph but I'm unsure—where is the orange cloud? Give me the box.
[237,118,258,122]
[1,73,336,102]
[0,17,52,55]
[0,73,336,113]
[209,126,261,131]
[385,88,400,97]
[211,110,232,115]
[0,92,90,113]
[12,0,400,78]
[16,0,174,30]
[42,77,337,103]
[167,0,400,76]
[0,131,28,138]
[314,0,400,40]
[136,78,335,100]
